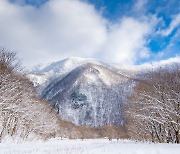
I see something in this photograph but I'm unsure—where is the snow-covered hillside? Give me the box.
[29,56,180,87]
[29,57,180,127]
[29,57,136,87]
[29,57,104,86]
[0,139,180,154]
[29,58,134,127]
[41,63,133,126]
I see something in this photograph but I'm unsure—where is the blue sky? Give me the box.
[1,0,180,66]
[88,0,180,62]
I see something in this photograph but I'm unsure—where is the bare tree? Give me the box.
[0,48,63,141]
[126,64,180,143]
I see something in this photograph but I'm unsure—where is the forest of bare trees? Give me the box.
[0,48,72,141]
[126,64,180,143]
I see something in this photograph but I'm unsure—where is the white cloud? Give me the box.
[142,56,180,69]
[139,47,151,58]
[98,17,152,64]
[157,56,180,64]
[0,0,153,67]
[154,28,180,61]
[134,0,148,11]
[158,13,180,36]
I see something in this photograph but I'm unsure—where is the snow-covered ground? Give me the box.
[0,139,180,154]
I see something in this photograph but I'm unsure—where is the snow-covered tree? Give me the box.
[126,64,180,143]
[0,48,67,141]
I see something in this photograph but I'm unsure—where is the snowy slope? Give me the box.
[29,57,180,127]
[29,56,180,88]
[28,57,112,94]
[40,63,133,126]
[0,139,180,154]
[29,57,103,85]
[29,57,136,87]
[29,57,135,127]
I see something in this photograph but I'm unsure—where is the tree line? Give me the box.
[126,64,180,143]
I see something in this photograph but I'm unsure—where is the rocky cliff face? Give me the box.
[29,58,135,127]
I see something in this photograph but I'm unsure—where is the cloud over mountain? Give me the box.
[0,0,156,67]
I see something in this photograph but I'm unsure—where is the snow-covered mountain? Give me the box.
[29,57,134,90]
[29,57,135,127]
[29,57,180,127]
[29,57,106,89]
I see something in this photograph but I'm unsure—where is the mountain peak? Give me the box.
[38,60,133,127]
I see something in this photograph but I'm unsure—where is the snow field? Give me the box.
[0,139,180,154]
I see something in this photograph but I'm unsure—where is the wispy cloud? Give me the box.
[134,0,148,12]
[158,13,180,36]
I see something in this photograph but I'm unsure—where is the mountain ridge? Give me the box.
[29,57,180,127]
